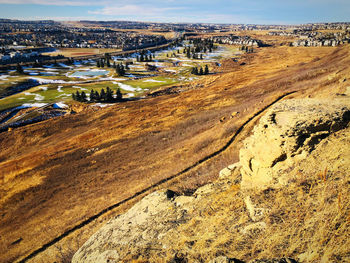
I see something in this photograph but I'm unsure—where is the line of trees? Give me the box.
[183,38,217,59]
[136,53,155,62]
[72,87,123,102]
[191,65,209,75]
[114,63,126,76]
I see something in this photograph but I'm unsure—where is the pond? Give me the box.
[70,70,109,77]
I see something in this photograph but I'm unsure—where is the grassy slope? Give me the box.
[0,44,347,263]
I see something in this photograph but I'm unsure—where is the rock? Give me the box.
[231,111,239,118]
[242,222,267,235]
[248,259,298,263]
[244,196,265,222]
[209,256,245,263]
[219,167,233,178]
[72,190,192,263]
[219,163,241,179]
[240,99,350,189]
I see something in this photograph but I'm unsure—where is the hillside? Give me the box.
[1,44,350,262]
[73,97,350,262]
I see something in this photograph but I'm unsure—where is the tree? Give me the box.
[94,90,100,101]
[116,88,122,101]
[72,92,76,100]
[204,65,209,75]
[100,88,106,101]
[97,60,101,68]
[81,91,87,102]
[106,87,113,102]
[16,63,23,74]
[75,90,81,101]
[199,67,204,75]
[119,63,125,76]
[90,89,95,102]
[186,48,191,59]
[191,67,198,75]
[106,58,111,68]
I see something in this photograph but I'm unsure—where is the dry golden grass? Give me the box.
[1,44,350,262]
[120,127,350,262]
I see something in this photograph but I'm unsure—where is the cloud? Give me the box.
[0,0,95,6]
[89,4,181,16]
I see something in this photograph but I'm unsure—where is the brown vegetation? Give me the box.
[1,43,350,262]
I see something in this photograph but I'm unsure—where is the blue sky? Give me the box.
[0,0,349,24]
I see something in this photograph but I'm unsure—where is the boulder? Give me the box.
[72,190,193,263]
[240,99,350,189]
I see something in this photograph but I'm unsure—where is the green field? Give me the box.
[0,44,235,111]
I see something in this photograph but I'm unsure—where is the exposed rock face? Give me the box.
[72,190,195,263]
[240,98,350,189]
[73,98,350,262]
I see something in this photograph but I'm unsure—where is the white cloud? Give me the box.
[0,0,95,6]
[89,4,181,16]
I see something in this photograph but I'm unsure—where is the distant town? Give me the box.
[1,19,350,65]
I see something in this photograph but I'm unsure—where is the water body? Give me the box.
[70,70,109,77]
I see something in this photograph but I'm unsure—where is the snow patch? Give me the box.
[143,79,165,83]
[53,102,68,109]
[58,63,71,68]
[34,94,44,101]
[117,83,137,92]
[22,103,47,108]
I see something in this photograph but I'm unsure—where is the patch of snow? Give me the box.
[22,103,47,108]
[0,74,9,80]
[143,79,165,83]
[40,86,48,91]
[58,63,71,68]
[43,68,59,71]
[126,93,135,97]
[34,94,44,101]
[92,103,115,108]
[57,86,63,92]
[29,77,80,84]
[72,86,81,89]
[53,102,68,109]
[164,69,177,73]
[117,83,137,92]
[100,77,126,81]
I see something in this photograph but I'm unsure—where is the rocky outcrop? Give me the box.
[240,98,350,189]
[72,190,195,263]
[73,98,350,262]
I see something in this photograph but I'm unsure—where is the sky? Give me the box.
[0,0,349,24]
